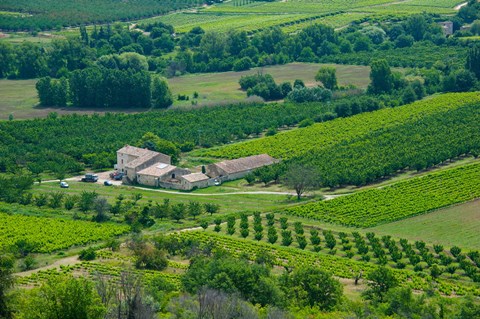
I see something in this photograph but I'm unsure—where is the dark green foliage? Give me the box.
[450,246,462,257]
[151,76,173,108]
[69,67,151,108]
[36,76,68,107]
[286,266,343,309]
[315,66,337,90]
[368,59,394,94]
[363,267,399,302]
[286,86,332,103]
[267,227,278,244]
[323,230,336,250]
[79,247,96,261]
[133,242,168,271]
[240,73,286,101]
[182,254,283,307]
[281,230,293,246]
[171,203,186,222]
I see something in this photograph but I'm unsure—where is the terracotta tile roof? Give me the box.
[125,151,161,169]
[214,154,277,174]
[117,145,151,157]
[181,173,209,183]
[137,163,176,177]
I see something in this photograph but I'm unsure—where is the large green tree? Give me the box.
[0,254,14,319]
[363,266,399,302]
[151,76,173,108]
[19,276,105,319]
[137,132,180,164]
[368,59,394,94]
[287,266,343,310]
[315,66,338,90]
[466,44,480,80]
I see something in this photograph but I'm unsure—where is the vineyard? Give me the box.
[196,93,480,186]
[141,12,320,34]
[0,213,129,253]
[0,0,198,30]
[174,230,480,296]
[284,162,480,227]
[206,0,458,15]
[201,212,480,285]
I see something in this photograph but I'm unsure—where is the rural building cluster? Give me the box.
[116,145,277,190]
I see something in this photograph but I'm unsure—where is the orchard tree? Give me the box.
[315,66,337,90]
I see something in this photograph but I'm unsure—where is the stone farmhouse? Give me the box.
[116,145,277,190]
[438,21,454,36]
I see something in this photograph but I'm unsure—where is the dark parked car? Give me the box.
[81,173,98,182]
[104,180,113,186]
[109,171,124,180]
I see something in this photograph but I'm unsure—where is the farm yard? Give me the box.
[1,0,480,317]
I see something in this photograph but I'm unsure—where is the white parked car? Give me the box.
[60,181,69,188]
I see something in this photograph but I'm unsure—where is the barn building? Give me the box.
[207,154,278,181]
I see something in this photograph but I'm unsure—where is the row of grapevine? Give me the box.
[175,231,480,296]
[16,260,183,290]
[284,162,480,227]
[0,212,129,253]
[0,0,199,30]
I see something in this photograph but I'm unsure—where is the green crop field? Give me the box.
[283,162,480,227]
[0,212,129,253]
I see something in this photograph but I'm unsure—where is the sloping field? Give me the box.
[370,199,480,250]
[195,93,480,160]
[282,162,480,227]
[0,212,129,253]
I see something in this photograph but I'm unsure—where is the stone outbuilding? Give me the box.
[136,163,190,188]
[207,154,278,181]
[438,21,454,36]
[180,173,210,190]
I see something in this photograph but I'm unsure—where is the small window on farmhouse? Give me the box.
[121,159,124,164]
[172,173,176,179]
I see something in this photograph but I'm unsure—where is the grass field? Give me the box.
[169,62,372,107]
[0,63,371,119]
[34,181,298,214]
[369,200,480,250]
